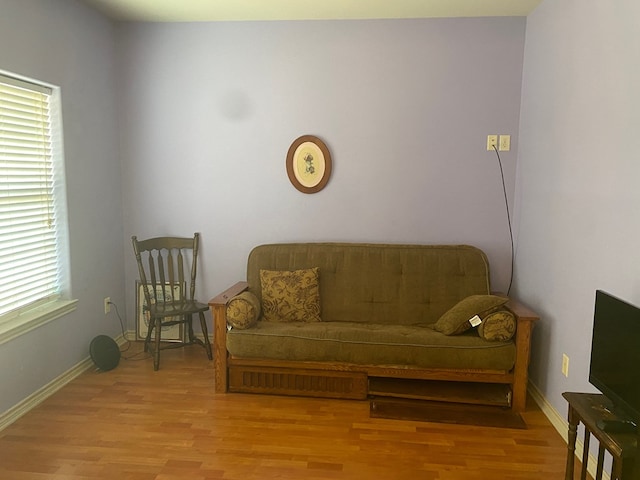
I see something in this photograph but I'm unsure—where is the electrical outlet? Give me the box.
[562,354,569,377]
[486,135,498,151]
[499,134,511,151]
[104,297,111,315]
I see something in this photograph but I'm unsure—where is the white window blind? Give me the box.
[0,74,60,319]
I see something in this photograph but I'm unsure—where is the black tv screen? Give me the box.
[589,290,640,424]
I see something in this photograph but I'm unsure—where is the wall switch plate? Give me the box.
[562,353,569,377]
[104,297,111,315]
[499,134,511,151]
[487,135,498,151]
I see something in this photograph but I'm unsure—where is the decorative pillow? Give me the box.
[260,267,321,323]
[478,310,516,341]
[226,291,261,329]
[431,294,509,335]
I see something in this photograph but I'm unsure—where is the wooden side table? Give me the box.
[563,392,639,479]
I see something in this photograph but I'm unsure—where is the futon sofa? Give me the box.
[209,243,538,412]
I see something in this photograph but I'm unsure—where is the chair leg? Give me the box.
[153,317,161,371]
[144,316,153,353]
[199,311,213,360]
[186,314,195,343]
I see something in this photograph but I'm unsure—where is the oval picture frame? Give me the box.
[286,135,332,194]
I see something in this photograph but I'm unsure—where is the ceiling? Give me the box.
[78,0,543,22]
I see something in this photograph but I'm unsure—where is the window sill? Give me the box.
[0,299,78,346]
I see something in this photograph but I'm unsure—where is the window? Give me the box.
[0,72,75,344]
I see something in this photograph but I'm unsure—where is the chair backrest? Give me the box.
[132,233,201,311]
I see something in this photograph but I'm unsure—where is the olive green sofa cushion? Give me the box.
[245,243,491,326]
[430,294,509,335]
[227,321,516,370]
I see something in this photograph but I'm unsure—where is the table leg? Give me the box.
[595,445,605,480]
[581,430,591,480]
[566,406,579,480]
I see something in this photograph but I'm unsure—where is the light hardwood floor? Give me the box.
[0,342,572,479]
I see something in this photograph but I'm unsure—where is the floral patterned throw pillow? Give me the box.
[226,291,261,329]
[259,268,321,322]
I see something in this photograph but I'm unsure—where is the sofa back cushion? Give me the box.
[246,243,491,326]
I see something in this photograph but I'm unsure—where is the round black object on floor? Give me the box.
[90,335,120,371]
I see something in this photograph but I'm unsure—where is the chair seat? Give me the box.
[149,300,209,318]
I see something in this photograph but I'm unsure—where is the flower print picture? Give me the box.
[286,135,332,194]
[304,153,315,175]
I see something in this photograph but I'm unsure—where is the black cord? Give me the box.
[110,301,131,352]
[492,145,514,295]
[110,301,151,361]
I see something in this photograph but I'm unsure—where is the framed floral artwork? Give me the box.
[286,135,332,194]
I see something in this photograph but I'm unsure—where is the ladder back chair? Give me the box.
[131,233,212,370]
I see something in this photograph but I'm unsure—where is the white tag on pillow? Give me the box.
[469,315,482,327]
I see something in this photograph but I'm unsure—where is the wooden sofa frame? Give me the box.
[209,281,538,413]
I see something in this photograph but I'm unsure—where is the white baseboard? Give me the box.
[0,332,130,432]
[528,381,608,480]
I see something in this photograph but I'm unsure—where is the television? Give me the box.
[589,290,640,429]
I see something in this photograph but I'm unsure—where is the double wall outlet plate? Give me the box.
[487,134,511,151]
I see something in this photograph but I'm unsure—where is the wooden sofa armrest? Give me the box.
[209,281,249,393]
[506,298,539,412]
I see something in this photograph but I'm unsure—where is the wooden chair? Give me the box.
[131,233,212,370]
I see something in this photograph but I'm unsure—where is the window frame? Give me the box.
[0,71,76,345]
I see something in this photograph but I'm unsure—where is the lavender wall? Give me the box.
[118,17,527,323]
[0,0,124,414]
[515,0,640,416]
